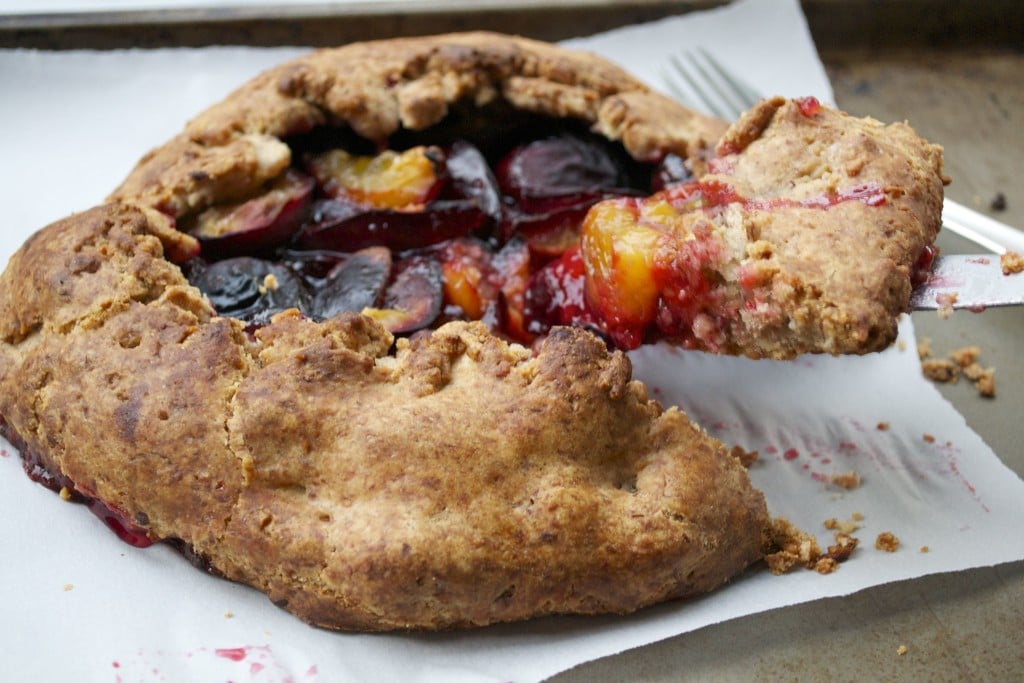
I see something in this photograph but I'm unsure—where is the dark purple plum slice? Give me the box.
[495,134,635,213]
[188,257,311,324]
[443,140,502,222]
[294,198,488,253]
[310,246,392,320]
[365,255,444,334]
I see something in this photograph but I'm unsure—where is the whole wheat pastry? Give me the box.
[0,33,774,631]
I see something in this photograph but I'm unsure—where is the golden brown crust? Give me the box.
[697,97,946,358]
[0,204,770,631]
[108,32,727,218]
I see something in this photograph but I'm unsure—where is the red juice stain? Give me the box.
[783,448,800,461]
[215,647,248,662]
[838,441,858,452]
[765,445,778,454]
[821,458,832,465]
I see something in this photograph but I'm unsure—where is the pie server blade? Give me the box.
[910,254,1024,311]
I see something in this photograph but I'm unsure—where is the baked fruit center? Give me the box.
[178,120,692,344]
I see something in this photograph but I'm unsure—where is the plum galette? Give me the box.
[0,31,945,631]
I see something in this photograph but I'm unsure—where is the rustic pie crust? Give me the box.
[0,31,944,631]
[0,33,769,631]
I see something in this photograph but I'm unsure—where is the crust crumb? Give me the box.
[875,531,900,552]
[59,486,73,501]
[730,444,759,467]
[916,337,932,360]
[1000,250,1024,275]
[830,471,862,489]
[876,421,890,431]
[766,517,824,574]
[923,434,936,443]
[897,644,908,656]
[936,292,957,319]
[921,358,958,383]
[920,343,997,398]
[950,345,980,367]
[919,545,930,553]
[63,583,74,591]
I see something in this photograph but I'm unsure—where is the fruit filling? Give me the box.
[179,123,688,345]
[177,113,895,352]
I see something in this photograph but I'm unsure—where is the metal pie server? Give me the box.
[911,254,1024,311]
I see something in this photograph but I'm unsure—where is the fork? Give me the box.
[663,48,1024,255]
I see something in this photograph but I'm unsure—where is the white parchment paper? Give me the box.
[2,1,1023,681]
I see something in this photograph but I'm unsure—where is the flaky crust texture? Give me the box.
[108,31,727,219]
[0,204,770,631]
[699,97,946,358]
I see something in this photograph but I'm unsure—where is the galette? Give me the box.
[0,31,945,631]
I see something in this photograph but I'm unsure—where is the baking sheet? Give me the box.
[2,1,1023,681]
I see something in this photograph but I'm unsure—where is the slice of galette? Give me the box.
[0,33,773,632]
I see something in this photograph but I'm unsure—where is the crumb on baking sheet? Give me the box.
[923,433,936,443]
[897,644,908,656]
[950,345,980,367]
[63,583,74,591]
[852,512,864,521]
[920,342,998,398]
[974,367,996,398]
[876,421,890,431]
[830,471,861,489]
[920,546,930,553]
[875,531,900,552]
[917,337,932,360]
[1001,250,1024,275]
[729,444,759,467]
[922,358,959,383]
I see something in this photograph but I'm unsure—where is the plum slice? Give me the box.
[495,133,646,260]
[189,170,314,260]
[188,257,311,324]
[495,133,637,213]
[310,247,392,320]
[363,255,444,334]
[294,197,489,253]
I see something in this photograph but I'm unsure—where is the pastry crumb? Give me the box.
[1000,250,1024,275]
[897,339,907,352]
[824,532,859,563]
[875,531,900,552]
[814,557,839,574]
[830,471,861,489]
[59,486,73,501]
[923,433,936,443]
[225,611,234,619]
[766,517,821,574]
[63,583,74,591]
[936,292,957,319]
[852,512,864,521]
[876,421,890,431]
[897,644,908,656]
[921,358,958,383]
[950,345,980,367]
[917,337,932,360]
[729,444,759,467]
[974,367,996,398]
[920,545,930,553]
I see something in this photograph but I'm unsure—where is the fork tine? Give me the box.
[666,53,735,120]
[695,48,762,111]
[664,48,763,121]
